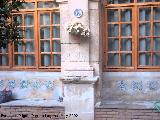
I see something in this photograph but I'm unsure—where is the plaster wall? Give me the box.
[0,71,62,100]
[102,72,160,102]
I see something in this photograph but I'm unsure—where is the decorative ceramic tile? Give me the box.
[32,80,41,89]
[45,80,54,90]
[0,80,4,90]
[8,80,16,90]
[148,81,159,91]
[116,80,127,91]
[131,81,143,91]
[20,80,29,89]
[58,96,63,102]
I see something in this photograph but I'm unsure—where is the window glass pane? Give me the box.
[140,8,151,21]
[108,0,133,4]
[26,42,34,52]
[0,55,8,66]
[15,54,24,66]
[154,7,160,20]
[139,53,151,65]
[52,13,60,24]
[138,0,160,2]
[14,43,23,52]
[40,13,50,25]
[24,14,34,26]
[25,28,34,39]
[40,27,50,39]
[139,38,150,51]
[21,2,35,9]
[26,55,35,66]
[153,53,160,66]
[41,41,50,52]
[154,38,160,51]
[108,39,119,51]
[108,24,119,37]
[121,39,132,51]
[140,23,150,36]
[121,9,132,22]
[53,54,61,66]
[41,54,51,66]
[107,9,118,22]
[53,40,61,52]
[38,1,58,8]
[0,47,8,54]
[121,53,132,66]
[121,24,132,36]
[13,15,22,26]
[108,53,119,66]
[154,23,160,36]
[52,26,60,38]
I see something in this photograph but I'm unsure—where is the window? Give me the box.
[104,0,160,71]
[0,0,61,71]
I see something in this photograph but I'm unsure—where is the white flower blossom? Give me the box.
[67,22,90,37]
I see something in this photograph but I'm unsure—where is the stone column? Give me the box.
[58,0,100,119]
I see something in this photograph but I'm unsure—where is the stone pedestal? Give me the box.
[61,77,99,120]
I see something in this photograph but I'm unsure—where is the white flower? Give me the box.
[67,22,90,37]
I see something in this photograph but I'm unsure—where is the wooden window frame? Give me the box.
[103,0,160,72]
[0,0,61,72]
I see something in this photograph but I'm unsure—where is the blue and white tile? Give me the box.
[20,80,29,89]
[147,81,159,91]
[8,80,16,90]
[45,80,54,90]
[131,81,143,91]
[116,80,128,91]
[32,80,41,89]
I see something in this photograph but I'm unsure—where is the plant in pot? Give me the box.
[67,22,90,38]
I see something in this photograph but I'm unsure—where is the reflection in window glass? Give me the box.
[154,7,160,20]
[52,26,60,38]
[140,8,151,21]
[139,0,160,2]
[41,41,50,52]
[108,39,119,51]
[38,2,58,8]
[121,9,132,22]
[121,24,132,36]
[154,23,160,36]
[140,53,151,65]
[25,28,34,39]
[140,23,150,36]
[108,53,119,66]
[153,53,160,66]
[26,42,34,52]
[21,2,35,9]
[107,9,118,22]
[53,41,61,52]
[41,54,51,66]
[154,38,160,51]
[26,55,35,66]
[121,39,132,51]
[139,38,150,51]
[0,55,8,66]
[108,0,133,4]
[53,54,61,66]
[40,13,50,25]
[40,27,50,39]
[121,54,132,66]
[15,54,24,66]
[108,24,119,37]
